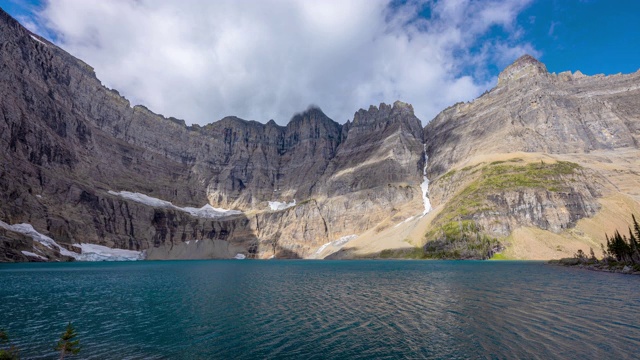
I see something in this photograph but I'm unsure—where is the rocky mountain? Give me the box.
[419,55,640,260]
[1,8,639,262]
[0,8,423,261]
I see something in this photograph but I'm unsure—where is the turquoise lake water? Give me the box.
[1,260,639,359]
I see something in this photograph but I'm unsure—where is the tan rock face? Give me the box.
[497,54,548,86]
[426,55,640,180]
[418,54,639,259]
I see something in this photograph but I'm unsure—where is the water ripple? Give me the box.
[1,260,639,359]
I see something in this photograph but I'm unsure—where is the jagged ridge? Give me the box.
[0,8,425,261]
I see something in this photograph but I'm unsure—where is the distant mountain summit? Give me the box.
[1,8,639,262]
[497,54,548,85]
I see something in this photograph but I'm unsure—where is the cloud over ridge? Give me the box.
[32,0,536,125]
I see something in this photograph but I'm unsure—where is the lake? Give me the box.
[1,260,639,359]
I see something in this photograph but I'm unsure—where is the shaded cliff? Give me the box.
[0,9,425,261]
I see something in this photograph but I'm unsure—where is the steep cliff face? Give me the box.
[426,159,602,238]
[238,102,425,259]
[197,108,343,209]
[0,9,425,261]
[418,55,640,260]
[320,102,424,196]
[425,55,640,178]
[328,56,639,260]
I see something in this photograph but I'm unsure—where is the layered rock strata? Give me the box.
[0,9,424,260]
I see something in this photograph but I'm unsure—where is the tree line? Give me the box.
[603,214,640,264]
[573,213,640,267]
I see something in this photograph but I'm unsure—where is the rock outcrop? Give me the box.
[421,55,639,260]
[425,55,640,178]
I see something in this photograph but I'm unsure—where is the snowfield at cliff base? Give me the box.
[0,220,145,261]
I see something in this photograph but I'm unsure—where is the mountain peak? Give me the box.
[497,54,548,86]
[288,105,332,125]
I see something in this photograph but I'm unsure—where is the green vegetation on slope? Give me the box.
[424,160,583,260]
[423,220,502,260]
[436,160,581,226]
[479,160,579,191]
[490,253,509,260]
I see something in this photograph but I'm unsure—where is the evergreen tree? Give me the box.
[609,230,630,262]
[607,232,616,260]
[602,214,640,265]
[55,323,80,360]
[0,329,19,360]
[629,226,640,264]
[633,214,640,241]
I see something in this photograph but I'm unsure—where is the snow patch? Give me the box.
[108,191,242,218]
[421,145,432,216]
[234,253,246,260]
[0,221,77,258]
[72,243,144,261]
[314,234,357,255]
[30,35,46,46]
[0,220,144,261]
[21,251,47,260]
[314,242,332,255]
[333,235,357,247]
[268,199,296,211]
[182,204,242,218]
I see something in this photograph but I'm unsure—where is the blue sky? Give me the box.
[1,0,639,125]
[517,0,640,75]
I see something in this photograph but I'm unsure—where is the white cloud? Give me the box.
[33,0,536,125]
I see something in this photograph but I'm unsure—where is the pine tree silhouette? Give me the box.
[0,328,19,360]
[55,323,80,360]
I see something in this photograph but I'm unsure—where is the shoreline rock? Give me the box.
[548,258,640,275]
